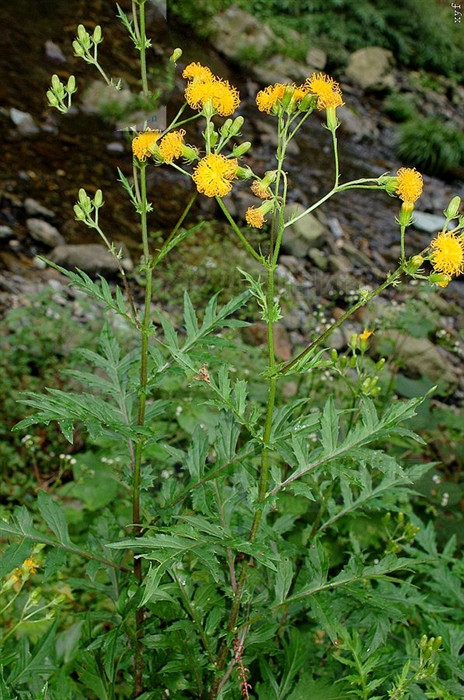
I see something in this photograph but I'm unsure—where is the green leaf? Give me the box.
[0,540,33,578]
[8,621,58,684]
[183,290,199,341]
[274,556,293,604]
[37,491,72,546]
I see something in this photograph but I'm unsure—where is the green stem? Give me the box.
[331,128,340,188]
[216,197,265,265]
[138,0,149,96]
[133,162,151,697]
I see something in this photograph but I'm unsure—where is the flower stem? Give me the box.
[133,162,151,696]
[138,0,149,97]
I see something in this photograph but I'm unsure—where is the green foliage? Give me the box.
[237,0,464,79]
[396,117,464,176]
[383,93,418,123]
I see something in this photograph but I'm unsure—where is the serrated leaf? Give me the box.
[183,290,199,341]
[37,491,72,546]
[274,556,293,604]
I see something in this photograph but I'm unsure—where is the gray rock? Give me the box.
[376,331,457,390]
[49,243,133,274]
[80,80,133,117]
[9,108,40,136]
[346,47,395,91]
[0,225,13,239]
[24,198,55,219]
[412,211,451,234]
[26,219,65,247]
[281,204,326,258]
[305,48,327,71]
[337,105,378,142]
[308,247,329,270]
[253,55,309,85]
[210,7,276,62]
[44,40,67,63]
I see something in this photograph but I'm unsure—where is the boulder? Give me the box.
[346,47,394,91]
[49,243,133,275]
[412,211,451,234]
[26,219,65,247]
[305,47,327,71]
[210,7,276,62]
[281,204,326,258]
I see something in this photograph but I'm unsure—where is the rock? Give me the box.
[305,47,326,71]
[80,80,133,117]
[253,55,309,85]
[281,204,326,258]
[346,47,395,91]
[49,243,133,275]
[337,105,378,142]
[106,141,125,153]
[0,225,13,239]
[376,331,457,390]
[210,7,277,62]
[308,248,329,270]
[26,219,65,247]
[412,211,451,234]
[24,198,55,219]
[9,108,40,136]
[44,40,67,63]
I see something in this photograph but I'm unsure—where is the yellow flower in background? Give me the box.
[429,231,464,277]
[182,62,213,82]
[158,129,186,163]
[192,153,238,197]
[306,73,344,110]
[132,130,162,161]
[256,83,287,113]
[359,329,374,342]
[185,77,240,116]
[395,167,423,204]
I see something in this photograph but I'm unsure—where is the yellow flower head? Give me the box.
[251,179,272,200]
[192,153,238,197]
[429,231,464,277]
[182,62,213,82]
[246,206,266,228]
[132,130,162,161]
[359,329,374,342]
[256,83,287,113]
[185,77,240,116]
[395,167,423,204]
[306,73,344,110]
[158,129,186,163]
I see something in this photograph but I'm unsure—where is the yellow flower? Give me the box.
[256,83,287,113]
[251,179,272,200]
[185,77,240,116]
[192,153,238,197]
[132,130,162,161]
[158,129,186,163]
[429,231,464,277]
[359,329,374,342]
[182,62,213,82]
[395,167,423,204]
[306,73,344,110]
[246,206,266,228]
[245,201,275,228]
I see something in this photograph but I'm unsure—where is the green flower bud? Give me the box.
[67,75,77,93]
[51,74,61,90]
[236,165,254,180]
[232,141,252,157]
[93,25,102,43]
[230,115,244,135]
[298,93,317,112]
[73,204,86,220]
[94,189,103,207]
[429,272,451,287]
[444,195,461,219]
[47,90,59,107]
[73,40,85,57]
[78,188,92,212]
[398,201,414,227]
[170,47,182,64]
[219,119,233,137]
[77,24,87,40]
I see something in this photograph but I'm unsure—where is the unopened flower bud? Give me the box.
[405,254,424,274]
[398,201,414,227]
[47,91,59,107]
[67,75,77,93]
[298,93,317,112]
[93,25,102,43]
[230,116,244,135]
[73,204,86,220]
[77,24,87,41]
[181,144,199,163]
[232,141,252,157]
[94,189,103,207]
[220,119,233,137]
[236,165,254,180]
[378,175,398,196]
[73,40,85,57]
[51,74,61,90]
[444,195,461,220]
[429,272,451,287]
[170,47,182,64]
[326,106,340,132]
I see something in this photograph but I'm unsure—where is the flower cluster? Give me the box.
[7,557,39,588]
[183,62,240,117]
[192,153,238,198]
